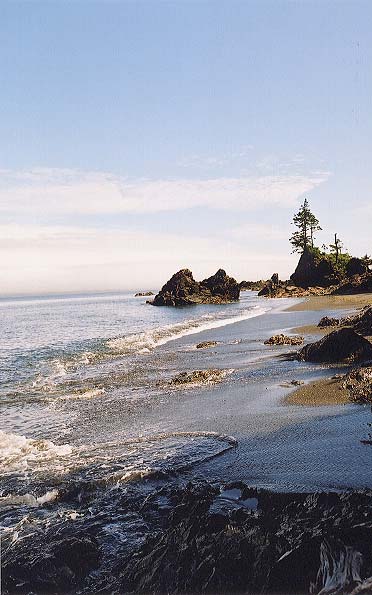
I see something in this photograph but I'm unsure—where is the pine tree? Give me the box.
[289,198,322,253]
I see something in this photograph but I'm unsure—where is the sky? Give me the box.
[0,0,371,295]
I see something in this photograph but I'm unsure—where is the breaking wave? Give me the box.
[0,430,73,475]
[108,305,269,354]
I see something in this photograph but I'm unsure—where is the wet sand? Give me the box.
[285,376,349,406]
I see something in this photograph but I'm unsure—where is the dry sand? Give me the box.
[287,293,372,312]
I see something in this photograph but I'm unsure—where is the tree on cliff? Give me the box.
[329,233,343,264]
[289,198,322,253]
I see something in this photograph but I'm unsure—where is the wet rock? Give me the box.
[170,369,230,385]
[264,334,304,346]
[3,535,100,594]
[196,341,218,349]
[5,479,372,595]
[152,268,240,307]
[135,291,154,297]
[297,328,372,364]
[318,316,340,328]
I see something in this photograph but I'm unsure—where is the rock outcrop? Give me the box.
[240,280,266,291]
[135,291,154,297]
[340,305,372,336]
[342,366,372,403]
[151,269,240,306]
[297,328,372,364]
[318,316,340,328]
[196,341,218,349]
[170,369,231,385]
[264,334,304,346]
[5,477,372,595]
[333,272,372,295]
[290,249,338,288]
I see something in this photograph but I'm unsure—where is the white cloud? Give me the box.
[0,167,330,216]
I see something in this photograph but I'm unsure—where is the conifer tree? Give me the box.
[289,198,321,253]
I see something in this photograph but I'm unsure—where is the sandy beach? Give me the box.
[287,293,372,312]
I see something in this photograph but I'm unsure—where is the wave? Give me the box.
[108,305,269,355]
[0,430,73,475]
[0,489,59,508]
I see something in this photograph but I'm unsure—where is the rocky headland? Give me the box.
[257,251,372,299]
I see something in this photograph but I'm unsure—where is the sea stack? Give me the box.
[151,268,240,306]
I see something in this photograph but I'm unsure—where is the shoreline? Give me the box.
[282,292,372,407]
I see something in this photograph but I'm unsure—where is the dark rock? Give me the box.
[240,280,266,291]
[318,316,340,328]
[340,306,372,336]
[135,291,154,297]
[297,328,372,364]
[290,249,338,288]
[200,268,241,302]
[152,269,200,306]
[264,334,304,346]
[271,272,279,286]
[196,341,218,349]
[333,272,372,295]
[5,478,372,595]
[346,257,370,278]
[152,268,240,307]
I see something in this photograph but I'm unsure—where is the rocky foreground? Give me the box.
[4,479,372,595]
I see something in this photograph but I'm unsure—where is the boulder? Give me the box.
[318,316,340,328]
[152,269,240,307]
[290,249,338,288]
[264,334,304,346]
[297,328,372,364]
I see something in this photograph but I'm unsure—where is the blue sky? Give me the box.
[1,0,371,294]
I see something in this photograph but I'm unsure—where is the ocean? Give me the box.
[2,290,372,593]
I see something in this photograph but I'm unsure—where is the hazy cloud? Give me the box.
[0,167,330,217]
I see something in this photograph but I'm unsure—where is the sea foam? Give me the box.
[108,305,269,354]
